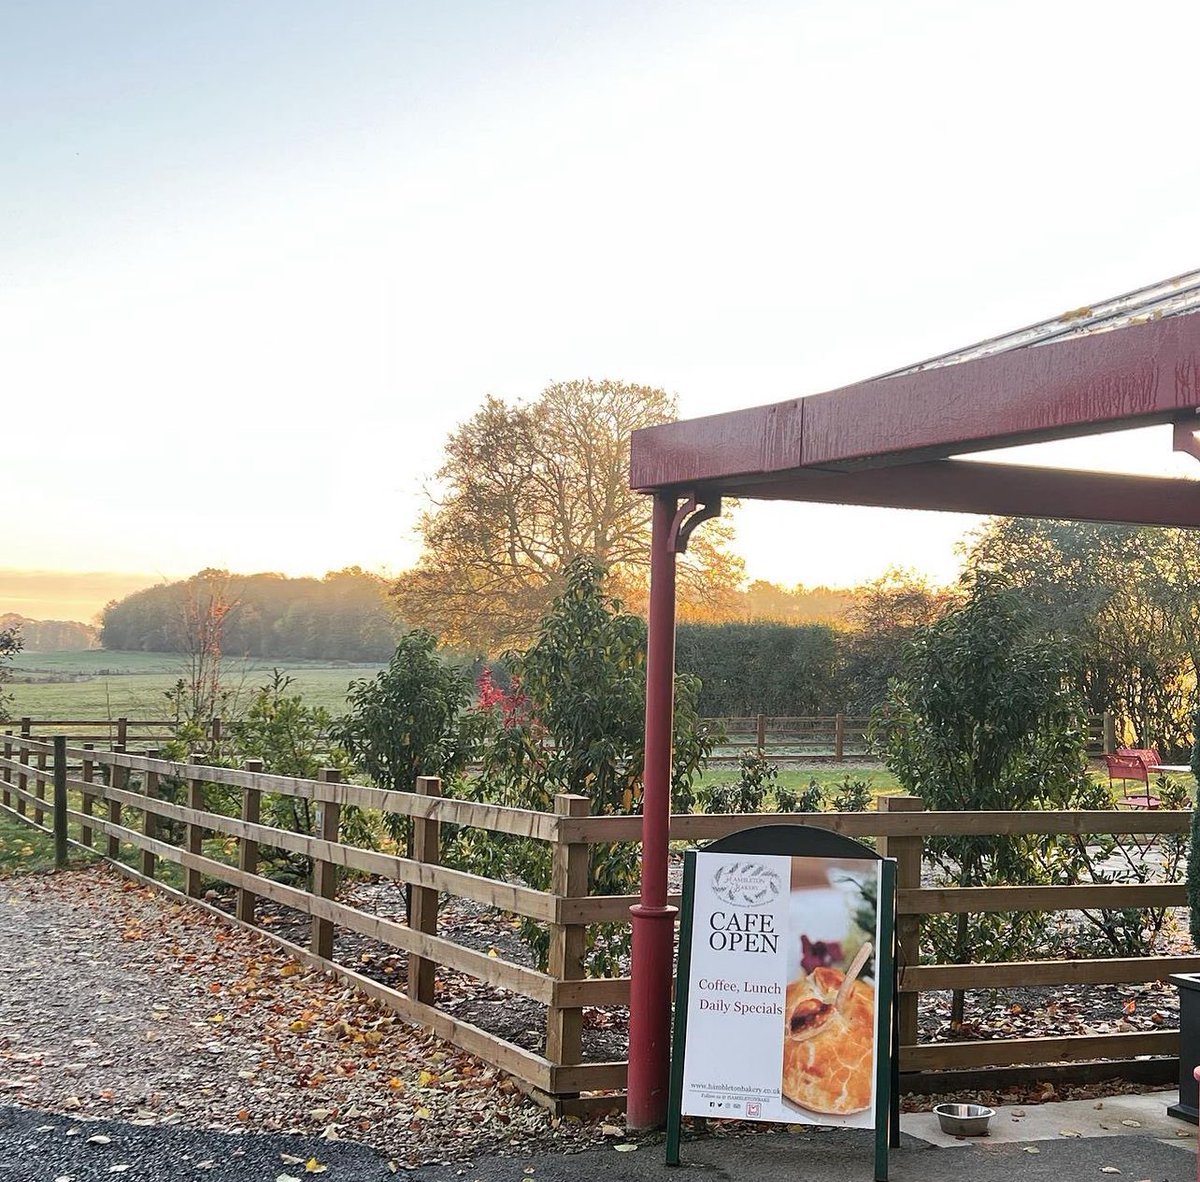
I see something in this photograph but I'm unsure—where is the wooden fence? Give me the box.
[9,716,221,748]
[9,712,1118,765]
[695,711,1114,763]
[0,732,1188,1112]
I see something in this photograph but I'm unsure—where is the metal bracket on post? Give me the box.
[1172,418,1200,463]
[666,492,722,555]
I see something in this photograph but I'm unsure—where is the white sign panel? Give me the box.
[680,851,883,1128]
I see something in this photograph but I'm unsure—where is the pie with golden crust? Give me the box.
[781,966,875,1115]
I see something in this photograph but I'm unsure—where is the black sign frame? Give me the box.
[665,825,899,1181]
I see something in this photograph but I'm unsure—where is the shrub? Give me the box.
[451,558,714,974]
[334,630,473,846]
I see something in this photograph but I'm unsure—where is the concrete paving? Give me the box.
[415,1126,1196,1182]
[902,1087,1198,1154]
[1,1098,1195,1182]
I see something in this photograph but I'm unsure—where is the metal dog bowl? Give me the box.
[933,1102,994,1136]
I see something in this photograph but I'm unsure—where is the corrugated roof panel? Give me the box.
[874,268,1200,381]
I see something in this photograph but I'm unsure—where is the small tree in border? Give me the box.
[334,630,473,852]
[873,583,1093,1029]
[455,557,715,973]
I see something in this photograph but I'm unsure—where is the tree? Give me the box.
[454,558,715,972]
[170,569,240,729]
[0,624,22,723]
[392,380,744,653]
[334,631,473,837]
[963,518,1198,757]
[841,568,955,712]
[874,583,1093,1028]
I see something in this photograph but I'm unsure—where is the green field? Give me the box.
[693,765,900,793]
[6,650,386,719]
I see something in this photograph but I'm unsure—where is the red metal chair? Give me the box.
[1106,749,1161,809]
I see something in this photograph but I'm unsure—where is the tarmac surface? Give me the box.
[0,1093,1194,1182]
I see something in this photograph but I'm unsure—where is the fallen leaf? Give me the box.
[280,1155,305,1166]
[1119,1119,1142,1128]
[1099,1170,1120,1175]
[615,1144,637,1152]
[1022,1147,1040,1154]
[305,1160,327,1175]
[1059,1129,1082,1138]
[86,1135,111,1145]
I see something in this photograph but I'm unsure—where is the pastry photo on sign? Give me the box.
[780,857,881,1124]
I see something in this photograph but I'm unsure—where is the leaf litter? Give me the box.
[0,868,620,1166]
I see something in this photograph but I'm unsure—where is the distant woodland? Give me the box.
[0,614,99,652]
[99,568,400,661]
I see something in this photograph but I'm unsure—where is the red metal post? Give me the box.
[627,492,678,1129]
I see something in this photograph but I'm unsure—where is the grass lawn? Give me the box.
[7,650,386,719]
[693,764,901,796]
[0,808,95,876]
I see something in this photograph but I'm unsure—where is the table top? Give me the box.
[1149,764,1191,773]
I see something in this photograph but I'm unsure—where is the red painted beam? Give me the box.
[743,460,1200,527]
[630,313,1200,491]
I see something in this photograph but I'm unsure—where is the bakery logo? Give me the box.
[710,861,782,907]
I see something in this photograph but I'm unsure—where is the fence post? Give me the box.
[236,759,264,923]
[34,746,47,826]
[107,744,126,860]
[2,731,11,809]
[877,794,924,1059]
[185,753,205,897]
[408,776,442,1007]
[16,735,29,818]
[141,750,159,879]
[80,743,95,848]
[116,717,128,750]
[311,767,342,961]
[545,793,591,1071]
[211,717,222,753]
[1103,710,1116,754]
[53,736,68,868]
[835,712,845,761]
[755,713,767,755]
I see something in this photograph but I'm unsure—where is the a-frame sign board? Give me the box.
[666,825,899,1181]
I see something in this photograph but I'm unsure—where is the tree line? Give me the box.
[680,517,1200,754]
[99,567,399,662]
[0,614,98,652]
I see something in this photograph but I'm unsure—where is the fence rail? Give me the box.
[9,712,1119,765]
[708,711,1115,762]
[0,731,1187,1110]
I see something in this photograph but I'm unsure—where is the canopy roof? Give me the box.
[630,270,1200,528]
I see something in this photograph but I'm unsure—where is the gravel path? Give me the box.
[0,868,606,1168]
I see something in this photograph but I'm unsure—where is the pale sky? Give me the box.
[5,0,1200,610]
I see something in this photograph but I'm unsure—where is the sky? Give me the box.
[5,0,1200,620]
